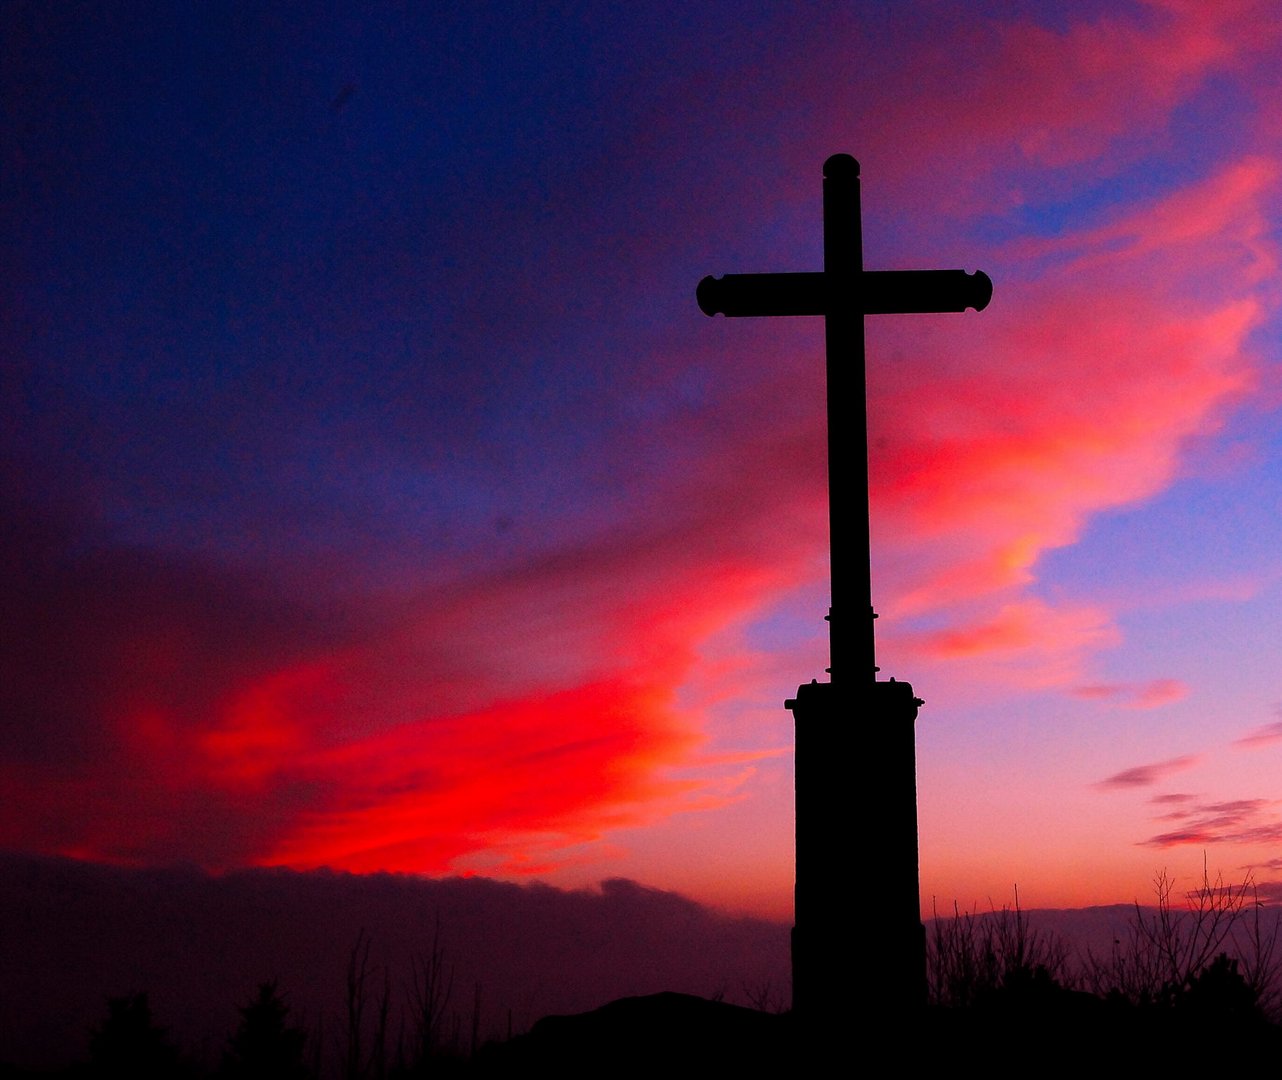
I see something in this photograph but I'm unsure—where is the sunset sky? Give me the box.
[7,2,1282,921]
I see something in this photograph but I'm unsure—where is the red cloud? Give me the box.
[0,441,820,878]
[263,677,705,873]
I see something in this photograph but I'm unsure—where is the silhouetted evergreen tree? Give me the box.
[221,980,310,1080]
[88,992,183,1078]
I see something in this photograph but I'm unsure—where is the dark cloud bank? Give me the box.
[0,853,788,1071]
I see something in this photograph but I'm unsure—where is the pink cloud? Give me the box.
[899,598,1118,689]
[1071,679,1188,709]
[864,155,1275,692]
[1074,685,1123,701]
[1028,158,1277,284]
[822,1,1280,214]
[1139,679,1185,709]
[870,274,1261,605]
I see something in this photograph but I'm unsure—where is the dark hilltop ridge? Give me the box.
[477,992,793,1074]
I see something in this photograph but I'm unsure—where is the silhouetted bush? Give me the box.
[927,890,1073,1008]
[1182,953,1258,1016]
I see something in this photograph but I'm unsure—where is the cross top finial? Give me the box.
[823,153,859,179]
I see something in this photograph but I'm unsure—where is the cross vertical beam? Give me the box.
[697,154,991,1026]
[821,154,874,690]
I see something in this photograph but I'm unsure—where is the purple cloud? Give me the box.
[1139,798,1282,848]
[1095,754,1200,790]
[1234,720,1282,749]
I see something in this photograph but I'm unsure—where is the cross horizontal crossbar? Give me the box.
[696,268,992,318]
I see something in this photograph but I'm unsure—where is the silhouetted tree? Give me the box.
[406,913,456,1072]
[741,978,789,1014]
[88,992,183,1078]
[1086,864,1281,1016]
[222,980,310,1080]
[343,929,391,1080]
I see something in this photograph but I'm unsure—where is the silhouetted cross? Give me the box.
[696,153,991,1020]
[698,154,990,688]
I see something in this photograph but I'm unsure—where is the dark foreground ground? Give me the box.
[6,988,1282,1076]
[485,990,1282,1074]
[480,990,1282,1074]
